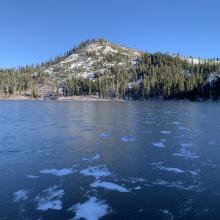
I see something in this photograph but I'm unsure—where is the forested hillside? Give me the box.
[0,39,220,100]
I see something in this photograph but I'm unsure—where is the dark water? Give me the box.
[0,101,220,220]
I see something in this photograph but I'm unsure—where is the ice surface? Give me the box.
[80,165,111,179]
[90,181,130,192]
[68,197,109,220]
[35,185,64,211]
[14,190,28,202]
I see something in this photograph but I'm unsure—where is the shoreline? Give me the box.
[0,95,124,102]
[0,95,219,102]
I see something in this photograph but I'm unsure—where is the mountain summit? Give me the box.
[44,39,142,79]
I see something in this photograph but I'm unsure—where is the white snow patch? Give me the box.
[91,181,130,192]
[172,121,181,125]
[160,139,166,142]
[80,165,111,179]
[160,131,172,134]
[172,148,199,160]
[160,209,174,220]
[151,161,164,166]
[181,143,193,148]
[121,136,136,142]
[40,167,77,176]
[68,197,109,220]
[102,46,118,54]
[61,54,79,64]
[14,190,28,202]
[35,185,64,211]
[26,175,40,179]
[153,179,186,190]
[82,154,100,162]
[134,186,141,190]
[178,126,190,131]
[152,142,166,148]
[157,166,185,173]
[98,132,111,138]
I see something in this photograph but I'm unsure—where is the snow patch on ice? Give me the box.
[152,142,166,148]
[90,181,130,192]
[160,209,174,220]
[178,126,190,131]
[160,139,166,142]
[134,186,141,190]
[68,197,109,220]
[80,165,111,179]
[160,131,172,134]
[35,185,64,211]
[172,148,199,160]
[40,166,77,176]
[82,154,100,162]
[121,136,136,142]
[98,132,111,138]
[153,179,186,190]
[157,166,185,173]
[172,121,181,125]
[181,143,193,148]
[14,190,28,202]
[27,175,40,179]
[151,161,164,166]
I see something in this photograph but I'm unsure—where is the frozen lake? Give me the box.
[0,100,220,220]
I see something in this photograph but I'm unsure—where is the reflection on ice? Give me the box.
[68,197,109,220]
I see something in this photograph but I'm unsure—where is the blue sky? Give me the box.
[0,0,220,68]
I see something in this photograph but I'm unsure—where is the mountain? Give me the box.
[44,39,141,79]
[0,39,220,100]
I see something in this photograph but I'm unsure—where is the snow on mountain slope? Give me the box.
[44,39,142,80]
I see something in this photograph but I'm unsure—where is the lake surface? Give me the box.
[0,101,220,220]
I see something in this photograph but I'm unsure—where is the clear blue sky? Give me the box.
[1,0,220,68]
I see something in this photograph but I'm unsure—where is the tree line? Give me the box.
[1,44,220,100]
